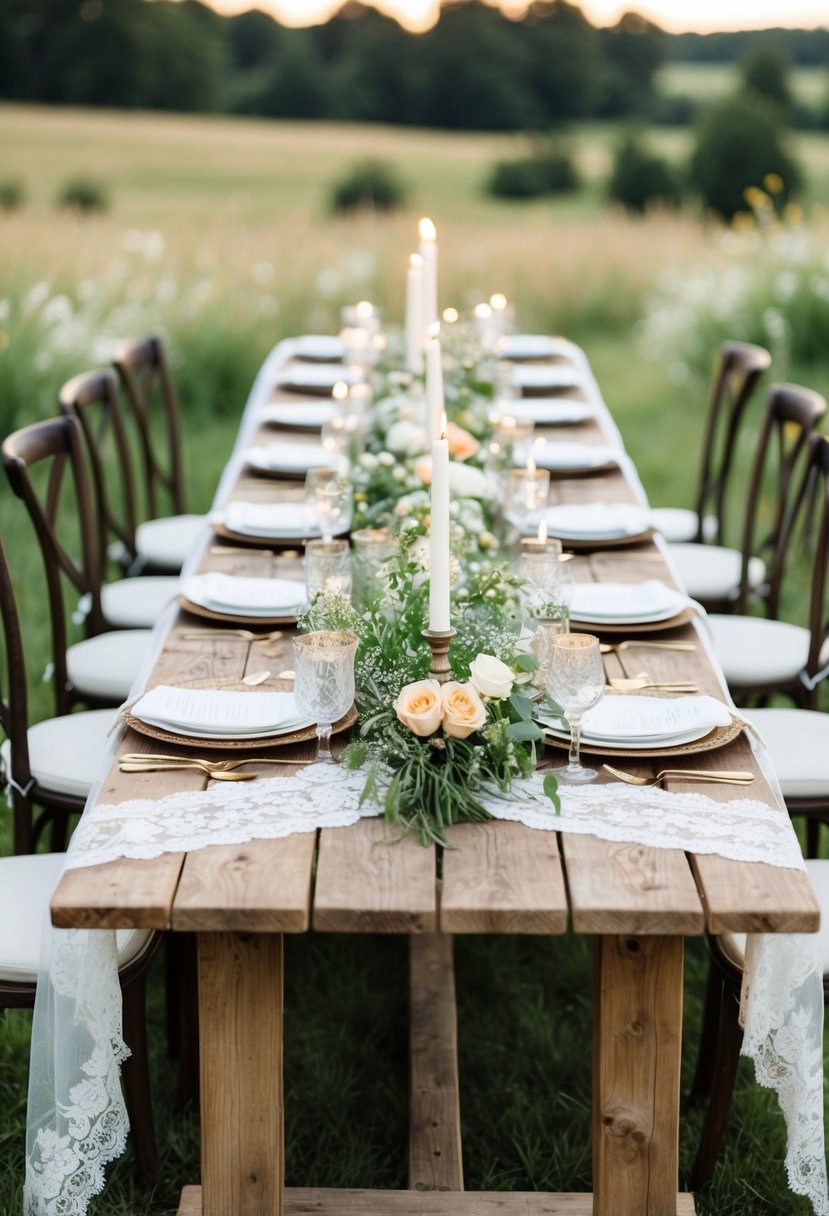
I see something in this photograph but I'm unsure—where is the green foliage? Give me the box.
[487,144,580,200]
[0,178,24,211]
[608,131,680,213]
[330,159,407,215]
[56,176,108,214]
[740,41,793,115]
[689,94,802,220]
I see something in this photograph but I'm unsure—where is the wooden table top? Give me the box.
[50,345,821,940]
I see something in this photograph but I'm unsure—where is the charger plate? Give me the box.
[123,677,358,751]
[177,595,302,627]
[543,714,742,759]
[213,520,318,547]
[549,527,656,551]
[569,604,697,634]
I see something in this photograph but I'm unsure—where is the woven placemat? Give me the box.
[123,677,358,752]
[543,714,743,759]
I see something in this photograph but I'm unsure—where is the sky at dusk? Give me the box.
[203,0,829,34]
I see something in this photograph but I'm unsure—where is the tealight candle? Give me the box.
[429,412,451,632]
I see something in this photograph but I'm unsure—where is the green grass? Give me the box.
[659,61,829,109]
[0,102,828,1216]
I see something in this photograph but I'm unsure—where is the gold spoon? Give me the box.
[180,629,285,643]
[120,752,311,770]
[600,640,696,654]
[120,760,256,781]
[603,763,754,786]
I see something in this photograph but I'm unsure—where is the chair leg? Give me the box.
[120,968,160,1190]
[165,931,200,1110]
[805,817,823,860]
[689,960,723,1105]
[690,983,744,1191]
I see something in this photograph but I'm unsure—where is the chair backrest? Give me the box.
[694,341,772,546]
[0,532,35,853]
[769,432,829,691]
[114,334,187,519]
[2,415,106,714]
[735,382,826,614]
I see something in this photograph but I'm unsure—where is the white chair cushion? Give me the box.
[67,628,153,702]
[706,614,829,688]
[743,708,829,800]
[650,507,699,544]
[1,708,115,800]
[667,542,765,602]
[720,860,829,976]
[136,514,205,572]
[101,575,180,629]
[0,853,152,983]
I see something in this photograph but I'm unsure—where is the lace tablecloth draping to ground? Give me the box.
[25,768,828,1216]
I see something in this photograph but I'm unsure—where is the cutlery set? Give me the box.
[602,763,753,787]
[119,752,312,781]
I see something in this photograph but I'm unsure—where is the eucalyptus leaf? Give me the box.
[543,771,561,813]
[506,719,544,742]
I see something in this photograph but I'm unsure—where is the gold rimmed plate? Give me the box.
[543,714,743,759]
[569,605,697,635]
[177,596,301,627]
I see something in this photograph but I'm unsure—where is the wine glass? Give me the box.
[292,631,358,763]
[304,467,353,542]
[545,633,605,783]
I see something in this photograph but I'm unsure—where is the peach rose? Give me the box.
[414,454,433,485]
[394,679,444,736]
[441,681,487,739]
[446,421,480,462]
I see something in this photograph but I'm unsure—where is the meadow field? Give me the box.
[0,102,828,1216]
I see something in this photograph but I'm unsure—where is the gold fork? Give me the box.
[179,629,285,643]
[608,675,698,692]
[121,752,311,770]
[603,763,754,786]
[120,759,257,781]
[600,640,696,654]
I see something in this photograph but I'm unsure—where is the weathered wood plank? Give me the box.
[198,931,284,1216]
[593,935,684,1216]
[51,854,184,930]
[691,853,820,934]
[563,834,704,936]
[173,833,316,933]
[440,821,568,935]
[178,1187,697,1215]
[313,819,437,933]
[409,935,463,1192]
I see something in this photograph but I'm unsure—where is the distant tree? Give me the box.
[608,131,679,212]
[740,41,793,115]
[240,30,329,119]
[227,8,282,71]
[523,1,603,123]
[599,11,667,117]
[330,159,407,213]
[689,93,802,219]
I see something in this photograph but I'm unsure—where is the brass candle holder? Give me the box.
[422,627,457,684]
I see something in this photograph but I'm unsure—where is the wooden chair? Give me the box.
[689,861,829,1191]
[58,370,181,629]
[2,416,153,708]
[702,383,827,705]
[0,530,113,854]
[0,850,161,1188]
[653,339,771,548]
[113,335,204,573]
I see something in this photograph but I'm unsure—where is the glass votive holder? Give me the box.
[341,301,381,334]
[340,326,378,367]
[494,414,535,466]
[530,614,571,689]
[504,467,551,535]
[351,526,398,609]
[304,538,353,603]
[321,412,363,466]
[519,537,564,584]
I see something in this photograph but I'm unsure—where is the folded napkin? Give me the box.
[294,334,346,361]
[183,572,307,615]
[224,501,310,538]
[580,695,732,741]
[513,363,583,392]
[276,364,360,393]
[501,397,593,426]
[542,502,650,539]
[132,685,309,736]
[569,580,687,622]
[258,402,340,429]
[530,442,618,471]
[245,442,329,473]
[499,334,573,361]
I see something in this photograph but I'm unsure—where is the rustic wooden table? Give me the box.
[50,348,820,1216]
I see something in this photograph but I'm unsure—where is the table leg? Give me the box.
[593,934,683,1216]
[198,931,284,1216]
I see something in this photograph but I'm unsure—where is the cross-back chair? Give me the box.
[653,340,771,547]
[58,370,180,629]
[113,334,204,572]
[2,416,153,708]
[705,382,827,705]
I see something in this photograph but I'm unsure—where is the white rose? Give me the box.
[469,653,513,699]
[385,419,428,456]
[448,462,488,499]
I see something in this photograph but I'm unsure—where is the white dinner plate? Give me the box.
[568,581,688,624]
[507,398,594,426]
[135,715,314,741]
[244,442,330,475]
[529,442,618,472]
[538,503,651,541]
[541,720,714,750]
[513,364,584,393]
[221,502,316,540]
[259,402,341,429]
[293,334,346,362]
[499,334,574,361]
[276,364,361,394]
[182,573,307,617]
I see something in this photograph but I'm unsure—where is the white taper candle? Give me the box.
[429,415,451,632]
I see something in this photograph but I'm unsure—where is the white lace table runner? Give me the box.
[26,768,827,1216]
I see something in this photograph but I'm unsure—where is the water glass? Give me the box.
[321,413,363,466]
[545,633,605,783]
[305,538,353,602]
[351,527,397,608]
[293,631,358,764]
[304,467,353,542]
[504,467,551,536]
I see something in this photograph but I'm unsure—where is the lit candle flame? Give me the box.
[428,321,441,341]
[526,452,536,476]
[442,307,459,323]
[356,300,373,319]
[537,517,547,544]
[419,216,437,242]
[332,381,349,401]
[440,411,447,438]
[474,302,492,320]
[490,292,507,311]
[410,252,424,269]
